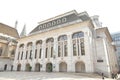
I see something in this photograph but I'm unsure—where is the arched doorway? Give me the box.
[17,64,21,71]
[25,63,31,71]
[35,63,40,72]
[75,62,85,73]
[46,63,52,72]
[59,62,67,72]
[4,64,7,71]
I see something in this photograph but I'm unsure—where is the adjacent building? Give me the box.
[111,32,120,69]
[12,10,118,77]
[0,23,19,71]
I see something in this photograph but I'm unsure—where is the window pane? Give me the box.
[51,47,53,57]
[35,49,37,59]
[45,48,48,58]
[58,46,61,57]
[80,40,85,55]
[26,51,28,59]
[73,44,76,56]
[64,45,67,56]
[39,49,41,58]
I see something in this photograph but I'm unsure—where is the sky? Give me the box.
[0,0,120,34]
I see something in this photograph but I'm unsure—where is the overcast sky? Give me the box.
[0,0,119,34]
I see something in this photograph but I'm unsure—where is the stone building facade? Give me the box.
[13,10,118,77]
[0,23,19,71]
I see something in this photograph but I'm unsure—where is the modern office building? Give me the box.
[12,10,118,77]
[0,23,19,71]
[111,32,120,69]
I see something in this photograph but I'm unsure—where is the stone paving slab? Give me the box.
[0,72,115,80]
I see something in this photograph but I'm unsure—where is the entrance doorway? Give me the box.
[35,63,40,71]
[59,62,67,72]
[75,62,85,73]
[46,63,52,72]
[17,64,21,71]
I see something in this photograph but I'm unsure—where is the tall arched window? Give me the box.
[58,35,67,57]
[72,31,85,56]
[46,38,54,58]
[27,42,33,60]
[18,44,24,60]
[0,47,2,56]
[36,40,42,59]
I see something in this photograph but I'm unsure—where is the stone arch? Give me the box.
[59,62,67,72]
[19,44,24,48]
[72,31,84,39]
[36,40,42,45]
[4,64,7,71]
[35,63,40,72]
[58,35,67,41]
[75,61,85,73]
[25,63,31,71]
[46,38,54,43]
[46,63,53,72]
[17,64,21,71]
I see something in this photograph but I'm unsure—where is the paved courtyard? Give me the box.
[0,72,115,80]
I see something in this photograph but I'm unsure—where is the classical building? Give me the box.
[111,32,120,69]
[0,23,19,71]
[13,10,118,77]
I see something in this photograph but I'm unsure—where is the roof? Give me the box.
[0,23,19,38]
[30,10,90,34]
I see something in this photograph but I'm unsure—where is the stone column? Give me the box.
[31,41,36,71]
[53,36,58,72]
[84,31,94,72]
[14,44,19,61]
[41,39,46,72]
[22,43,27,71]
[13,43,20,71]
[67,34,73,72]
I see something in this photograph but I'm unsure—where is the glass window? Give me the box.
[58,46,61,57]
[51,47,53,57]
[21,52,23,60]
[45,48,48,58]
[58,35,67,41]
[17,52,20,60]
[72,32,84,39]
[81,41,85,55]
[29,50,32,59]
[35,49,37,59]
[39,49,41,58]
[64,45,67,56]
[73,44,76,56]
[26,51,28,59]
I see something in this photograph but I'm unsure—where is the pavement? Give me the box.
[0,72,116,80]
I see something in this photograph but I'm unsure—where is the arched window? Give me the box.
[72,31,84,39]
[36,40,42,59]
[18,44,24,60]
[46,38,54,58]
[0,47,2,56]
[72,31,85,56]
[58,35,67,57]
[27,42,33,60]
